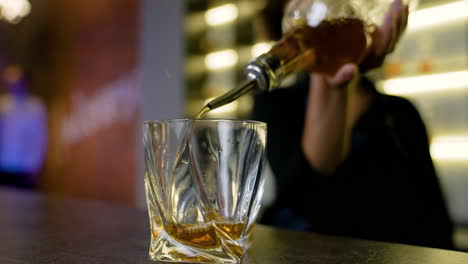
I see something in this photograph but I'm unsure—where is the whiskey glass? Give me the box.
[144,119,267,263]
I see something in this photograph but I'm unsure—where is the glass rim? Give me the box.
[144,118,267,126]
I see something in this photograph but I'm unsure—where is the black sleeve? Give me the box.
[250,84,311,191]
[250,82,335,224]
[282,142,361,234]
[254,91,454,249]
[390,97,454,249]
[250,84,348,230]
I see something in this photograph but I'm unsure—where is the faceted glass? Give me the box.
[144,119,267,263]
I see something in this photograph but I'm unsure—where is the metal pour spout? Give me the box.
[199,54,282,117]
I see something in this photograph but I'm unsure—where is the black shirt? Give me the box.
[252,74,454,250]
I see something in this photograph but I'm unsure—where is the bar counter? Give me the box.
[1,187,467,264]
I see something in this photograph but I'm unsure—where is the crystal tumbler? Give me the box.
[144,119,267,263]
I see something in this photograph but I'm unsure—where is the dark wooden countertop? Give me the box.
[1,187,468,264]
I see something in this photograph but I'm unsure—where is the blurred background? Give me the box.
[0,0,466,251]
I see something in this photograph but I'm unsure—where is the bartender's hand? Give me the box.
[302,64,358,175]
[360,0,409,72]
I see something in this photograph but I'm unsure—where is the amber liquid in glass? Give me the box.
[166,221,246,249]
[150,222,247,262]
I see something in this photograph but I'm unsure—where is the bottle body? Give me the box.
[245,17,369,92]
[209,17,370,112]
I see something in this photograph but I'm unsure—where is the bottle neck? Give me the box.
[204,79,257,111]
[244,54,282,92]
[201,54,286,115]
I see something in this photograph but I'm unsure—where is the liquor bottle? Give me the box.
[198,0,416,118]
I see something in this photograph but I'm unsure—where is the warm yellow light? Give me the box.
[205,4,238,26]
[380,70,468,95]
[0,0,31,23]
[431,136,468,161]
[205,49,238,70]
[204,97,238,115]
[408,1,468,31]
[251,42,274,58]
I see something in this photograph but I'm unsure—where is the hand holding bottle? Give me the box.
[360,0,409,72]
[301,0,410,174]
